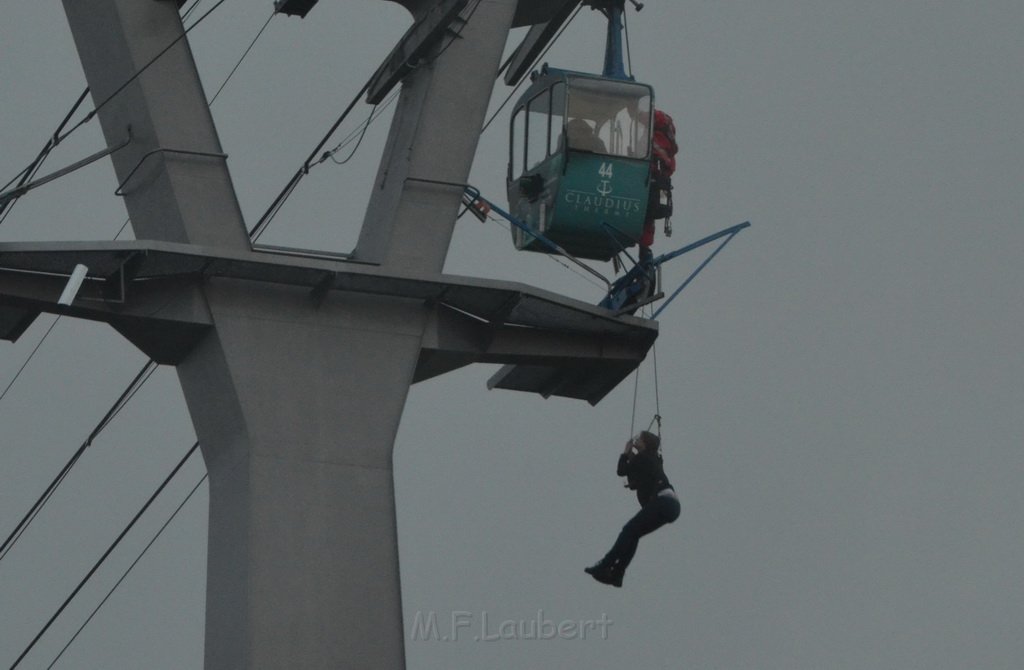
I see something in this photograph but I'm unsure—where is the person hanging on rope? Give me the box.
[585,429,680,587]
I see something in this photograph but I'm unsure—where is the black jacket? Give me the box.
[618,450,673,506]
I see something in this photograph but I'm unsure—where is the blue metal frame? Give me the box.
[650,222,751,317]
[467,183,750,319]
[601,1,631,80]
[464,185,612,290]
[599,221,752,315]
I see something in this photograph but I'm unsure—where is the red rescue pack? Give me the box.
[652,110,678,179]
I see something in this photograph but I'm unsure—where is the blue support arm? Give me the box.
[650,221,750,318]
[651,221,751,269]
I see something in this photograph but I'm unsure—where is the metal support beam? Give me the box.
[356,0,520,273]
[0,240,656,377]
[0,130,133,206]
[366,0,470,104]
[61,0,249,248]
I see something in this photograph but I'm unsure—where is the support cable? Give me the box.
[44,472,209,670]
[207,11,276,106]
[181,0,208,23]
[324,90,399,162]
[0,362,158,564]
[0,7,302,612]
[0,168,312,560]
[42,0,231,150]
[1,131,134,207]
[0,88,91,225]
[248,77,372,240]
[325,103,381,167]
[0,0,275,540]
[9,441,201,670]
[0,88,90,195]
[251,0,485,240]
[0,317,61,406]
[1,0,230,222]
[113,217,132,241]
[481,4,583,133]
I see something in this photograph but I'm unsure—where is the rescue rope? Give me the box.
[629,303,662,440]
[629,359,640,438]
[651,335,662,436]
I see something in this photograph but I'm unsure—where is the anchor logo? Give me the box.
[597,180,613,197]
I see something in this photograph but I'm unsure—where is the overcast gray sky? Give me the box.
[2,1,1023,668]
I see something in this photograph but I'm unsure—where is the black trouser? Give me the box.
[605,490,680,572]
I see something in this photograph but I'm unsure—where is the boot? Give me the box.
[585,559,623,587]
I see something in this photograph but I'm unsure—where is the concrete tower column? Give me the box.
[59,0,520,667]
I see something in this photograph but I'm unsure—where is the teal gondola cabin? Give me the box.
[507,65,654,261]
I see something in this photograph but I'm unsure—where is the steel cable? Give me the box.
[9,442,201,669]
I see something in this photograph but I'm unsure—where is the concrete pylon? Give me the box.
[0,1,656,667]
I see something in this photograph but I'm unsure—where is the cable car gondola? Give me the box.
[506,0,654,262]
